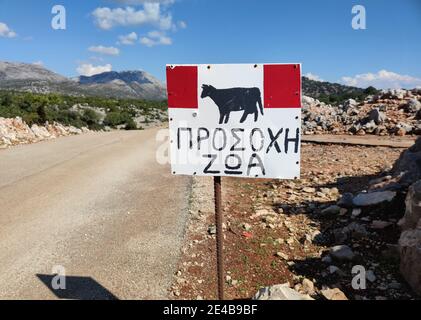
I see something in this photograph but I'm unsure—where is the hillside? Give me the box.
[0,90,167,133]
[302,76,377,104]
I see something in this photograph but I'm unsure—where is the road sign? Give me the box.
[166,63,302,179]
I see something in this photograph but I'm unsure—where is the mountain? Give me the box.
[78,70,166,101]
[0,61,373,102]
[0,62,167,101]
[0,61,67,82]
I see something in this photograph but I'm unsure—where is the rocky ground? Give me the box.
[0,117,92,149]
[171,141,420,300]
[302,88,421,136]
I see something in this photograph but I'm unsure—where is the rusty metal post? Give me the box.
[213,176,224,300]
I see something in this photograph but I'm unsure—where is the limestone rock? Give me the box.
[392,137,421,187]
[0,117,89,148]
[330,245,355,261]
[399,180,421,231]
[253,283,314,300]
[352,191,396,207]
[399,226,421,295]
[321,288,348,300]
[368,108,386,125]
[301,278,315,295]
[405,98,421,112]
[321,205,341,216]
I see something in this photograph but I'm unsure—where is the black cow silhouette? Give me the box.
[201,85,264,124]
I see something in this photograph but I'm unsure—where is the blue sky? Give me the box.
[0,0,420,88]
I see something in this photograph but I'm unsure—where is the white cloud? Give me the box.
[92,4,173,30]
[341,70,421,89]
[0,22,17,38]
[304,73,323,82]
[88,45,120,56]
[118,32,138,45]
[32,61,44,66]
[77,63,112,76]
[177,20,187,29]
[140,30,172,47]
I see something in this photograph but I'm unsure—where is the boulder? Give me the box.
[399,180,421,231]
[398,179,421,295]
[301,278,315,295]
[399,224,421,295]
[253,283,314,300]
[392,137,421,187]
[330,245,355,261]
[352,191,396,207]
[363,120,378,133]
[321,205,341,216]
[302,96,316,109]
[405,98,421,113]
[344,99,358,111]
[368,108,386,125]
[396,122,413,134]
[31,124,52,139]
[320,288,348,300]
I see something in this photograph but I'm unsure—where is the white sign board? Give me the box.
[166,63,301,179]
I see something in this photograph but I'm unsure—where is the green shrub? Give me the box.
[104,111,128,127]
[22,113,40,126]
[124,118,138,130]
[0,90,167,130]
[81,109,100,127]
[36,105,47,124]
[364,86,379,95]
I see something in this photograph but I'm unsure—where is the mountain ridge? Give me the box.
[0,62,167,101]
[0,61,373,102]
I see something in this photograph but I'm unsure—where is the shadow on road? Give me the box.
[36,274,118,300]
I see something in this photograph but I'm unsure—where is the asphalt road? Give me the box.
[0,129,191,300]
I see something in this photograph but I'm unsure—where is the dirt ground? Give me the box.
[170,142,419,300]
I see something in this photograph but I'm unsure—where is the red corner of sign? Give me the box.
[264,64,301,109]
[166,66,198,109]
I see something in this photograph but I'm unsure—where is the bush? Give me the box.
[81,109,101,127]
[0,90,167,130]
[22,113,40,126]
[55,110,84,128]
[104,111,128,127]
[364,86,379,95]
[36,105,47,124]
[124,118,138,130]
